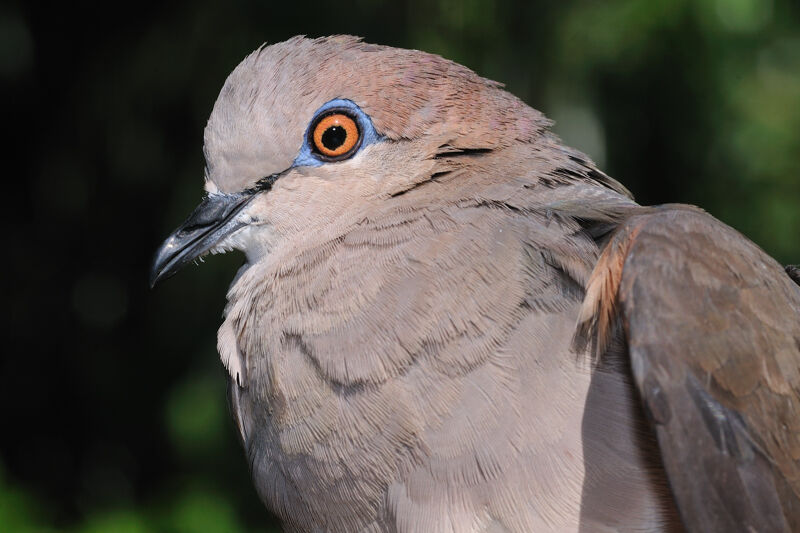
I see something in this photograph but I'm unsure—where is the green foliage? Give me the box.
[164,375,228,459]
[0,463,55,533]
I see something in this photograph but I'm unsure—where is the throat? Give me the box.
[210,224,272,266]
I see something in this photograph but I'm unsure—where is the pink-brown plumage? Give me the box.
[152,36,800,532]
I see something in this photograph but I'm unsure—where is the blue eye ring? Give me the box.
[293,98,382,167]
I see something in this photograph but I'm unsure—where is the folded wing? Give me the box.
[582,205,800,532]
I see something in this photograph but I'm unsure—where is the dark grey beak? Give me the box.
[150,193,255,287]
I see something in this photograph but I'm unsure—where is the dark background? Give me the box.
[2,1,798,531]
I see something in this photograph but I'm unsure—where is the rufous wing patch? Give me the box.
[574,223,641,360]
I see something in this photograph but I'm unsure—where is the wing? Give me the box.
[580,205,800,532]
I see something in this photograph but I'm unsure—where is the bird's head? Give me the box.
[150,35,553,286]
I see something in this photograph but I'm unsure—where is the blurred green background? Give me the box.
[2,0,798,531]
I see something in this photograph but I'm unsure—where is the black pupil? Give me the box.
[321,125,348,151]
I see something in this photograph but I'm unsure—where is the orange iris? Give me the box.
[312,113,360,159]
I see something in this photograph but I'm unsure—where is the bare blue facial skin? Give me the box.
[293,98,383,168]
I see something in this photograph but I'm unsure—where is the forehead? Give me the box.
[203,37,370,192]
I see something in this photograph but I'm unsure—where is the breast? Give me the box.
[222,207,681,532]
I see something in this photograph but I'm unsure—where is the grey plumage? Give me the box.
[152,36,800,532]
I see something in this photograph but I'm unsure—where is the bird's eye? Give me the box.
[311,112,361,161]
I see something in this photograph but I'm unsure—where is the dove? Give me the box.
[151,36,800,532]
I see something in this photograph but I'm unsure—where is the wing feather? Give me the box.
[584,205,800,532]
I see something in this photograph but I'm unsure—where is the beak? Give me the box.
[149,192,255,287]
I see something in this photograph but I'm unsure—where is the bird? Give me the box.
[150,36,800,532]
